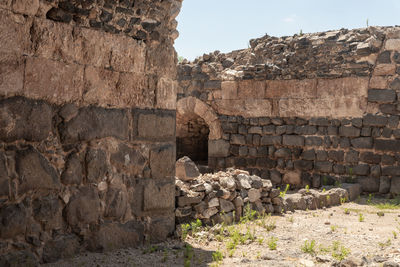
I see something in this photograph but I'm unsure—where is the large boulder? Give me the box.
[175,156,200,181]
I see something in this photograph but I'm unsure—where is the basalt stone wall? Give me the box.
[178,27,400,196]
[0,0,181,264]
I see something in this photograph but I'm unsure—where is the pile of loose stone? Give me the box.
[175,157,362,225]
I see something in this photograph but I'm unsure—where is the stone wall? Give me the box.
[177,27,400,196]
[0,0,181,264]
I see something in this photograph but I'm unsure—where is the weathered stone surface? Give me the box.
[0,203,27,239]
[105,180,130,220]
[390,177,400,195]
[150,144,175,180]
[357,177,380,192]
[42,235,80,263]
[144,180,174,211]
[375,139,400,152]
[208,139,230,157]
[237,80,265,99]
[61,154,83,185]
[339,126,360,137]
[176,156,200,181]
[341,183,362,201]
[282,135,304,146]
[25,57,84,104]
[60,107,129,143]
[379,177,391,194]
[382,166,400,176]
[0,152,9,197]
[248,188,261,202]
[283,171,301,185]
[65,186,101,226]
[221,81,238,100]
[267,79,316,98]
[0,250,38,267]
[88,221,144,252]
[16,147,60,194]
[110,144,147,177]
[0,97,53,142]
[136,111,175,140]
[219,198,235,212]
[368,89,397,103]
[86,148,108,184]
[33,195,62,230]
[351,137,373,149]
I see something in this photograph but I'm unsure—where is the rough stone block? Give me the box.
[42,235,80,263]
[83,66,120,105]
[0,152,8,197]
[24,57,84,104]
[305,136,323,146]
[369,76,388,89]
[390,176,400,195]
[374,64,396,75]
[110,144,147,177]
[368,89,397,103]
[176,156,200,181]
[208,139,230,157]
[317,77,368,98]
[314,161,333,173]
[294,160,313,171]
[156,77,177,110]
[375,139,400,152]
[143,180,175,211]
[221,81,238,100]
[16,147,60,195]
[136,110,175,140]
[148,215,175,243]
[31,18,82,64]
[214,99,272,117]
[385,39,400,50]
[231,134,246,145]
[0,203,27,239]
[0,97,54,142]
[351,137,373,149]
[150,144,175,180]
[86,148,108,184]
[363,114,388,127]
[87,221,144,252]
[260,136,282,145]
[339,126,360,137]
[266,79,317,98]
[283,171,301,185]
[382,166,400,176]
[33,195,62,230]
[282,135,304,146]
[110,35,146,73]
[65,186,101,226]
[379,177,391,194]
[237,80,265,99]
[0,250,38,267]
[60,106,129,143]
[360,152,381,164]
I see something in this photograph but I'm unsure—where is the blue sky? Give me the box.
[175,0,400,60]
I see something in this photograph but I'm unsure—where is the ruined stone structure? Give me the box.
[0,0,181,264]
[2,0,400,264]
[177,27,400,195]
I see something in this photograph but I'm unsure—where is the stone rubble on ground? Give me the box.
[175,157,363,225]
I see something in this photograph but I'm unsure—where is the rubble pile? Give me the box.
[174,157,362,225]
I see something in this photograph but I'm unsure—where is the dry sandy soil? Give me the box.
[44,196,400,267]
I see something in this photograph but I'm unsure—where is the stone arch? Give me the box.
[176,96,222,140]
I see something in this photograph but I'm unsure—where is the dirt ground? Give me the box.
[44,196,400,267]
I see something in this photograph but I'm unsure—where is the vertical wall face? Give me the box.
[0,0,181,264]
[178,27,400,195]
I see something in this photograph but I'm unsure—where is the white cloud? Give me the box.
[283,15,296,23]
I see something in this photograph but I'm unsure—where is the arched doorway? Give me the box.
[176,97,223,168]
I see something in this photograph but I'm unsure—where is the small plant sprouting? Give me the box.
[305,184,310,193]
[378,238,392,248]
[330,225,338,232]
[181,224,190,241]
[299,29,303,36]
[301,240,316,255]
[359,213,365,222]
[393,231,398,239]
[267,236,278,250]
[280,184,290,198]
[212,250,223,264]
[183,244,194,267]
[366,18,369,27]
[340,197,347,205]
[331,241,350,261]
[344,208,350,215]
[367,194,374,204]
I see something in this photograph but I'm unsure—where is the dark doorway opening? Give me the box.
[176,113,209,165]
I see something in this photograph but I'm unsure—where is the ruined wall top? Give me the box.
[179,26,400,81]
[0,0,182,109]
